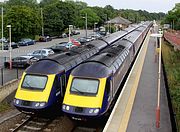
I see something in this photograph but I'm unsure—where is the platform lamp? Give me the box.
[68,25,73,42]
[150,33,163,128]
[7,25,12,70]
[82,13,87,38]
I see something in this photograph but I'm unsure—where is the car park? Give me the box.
[59,33,68,38]
[27,49,54,58]
[97,31,107,36]
[18,38,35,46]
[3,42,19,50]
[88,33,102,40]
[76,37,93,44]
[4,55,38,68]
[0,37,8,43]
[49,42,69,53]
[72,30,80,35]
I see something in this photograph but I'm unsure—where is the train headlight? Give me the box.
[35,103,40,107]
[40,102,45,107]
[15,99,20,105]
[94,109,99,114]
[66,106,70,111]
[62,105,66,110]
[89,109,94,114]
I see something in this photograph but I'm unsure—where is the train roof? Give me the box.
[72,41,130,78]
[26,44,100,74]
[26,59,64,74]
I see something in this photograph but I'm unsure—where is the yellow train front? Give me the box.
[13,58,66,115]
[62,42,133,120]
[62,22,152,120]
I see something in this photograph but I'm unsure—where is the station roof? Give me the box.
[106,16,132,25]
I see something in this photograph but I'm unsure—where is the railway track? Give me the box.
[10,116,55,132]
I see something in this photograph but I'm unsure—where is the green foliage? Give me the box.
[6,0,39,9]
[163,3,180,30]
[0,102,11,113]
[3,5,41,41]
[80,8,100,28]
[162,41,180,129]
[43,1,76,36]
[0,0,166,40]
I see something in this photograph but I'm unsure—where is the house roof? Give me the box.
[107,16,132,25]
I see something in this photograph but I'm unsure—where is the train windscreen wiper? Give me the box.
[71,87,84,95]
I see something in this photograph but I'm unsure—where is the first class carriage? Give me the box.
[13,23,146,115]
[62,22,152,120]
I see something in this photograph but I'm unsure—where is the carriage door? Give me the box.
[61,73,66,96]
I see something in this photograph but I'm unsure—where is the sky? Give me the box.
[81,0,180,13]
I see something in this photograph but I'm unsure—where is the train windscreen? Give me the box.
[70,78,99,96]
[21,74,48,90]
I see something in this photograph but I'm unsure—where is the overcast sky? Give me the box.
[81,0,179,13]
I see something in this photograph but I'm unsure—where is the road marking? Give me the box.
[118,32,150,131]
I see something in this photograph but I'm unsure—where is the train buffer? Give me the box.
[103,31,172,132]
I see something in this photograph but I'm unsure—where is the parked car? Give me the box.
[72,30,80,35]
[39,36,52,42]
[3,42,19,50]
[88,33,102,40]
[97,31,107,36]
[59,33,67,38]
[49,42,78,53]
[0,37,8,43]
[76,37,92,45]
[4,55,38,68]
[49,42,68,53]
[27,49,54,59]
[18,38,35,46]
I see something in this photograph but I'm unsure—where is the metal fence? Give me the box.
[0,66,24,86]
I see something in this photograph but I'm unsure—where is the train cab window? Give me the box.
[70,78,99,96]
[22,75,47,90]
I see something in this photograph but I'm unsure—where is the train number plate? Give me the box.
[74,107,83,113]
[22,101,31,106]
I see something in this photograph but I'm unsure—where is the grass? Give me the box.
[162,40,180,129]
[0,102,11,113]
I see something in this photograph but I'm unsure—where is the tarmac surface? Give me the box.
[126,37,172,132]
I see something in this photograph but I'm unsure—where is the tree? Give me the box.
[43,1,77,36]
[6,0,38,8]
[80,8,100,28]
[3,5,41,41]
[163,3,180,30]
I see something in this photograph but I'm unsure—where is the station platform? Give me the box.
[103,31,172,132]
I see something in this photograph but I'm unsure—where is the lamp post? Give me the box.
[1,7,3,50]
[94,22,97,34]
[7,25,12,70]
[83,13,87,38]
[69,25,73,42]
[41,8,44,36]
[150,33,163,128]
